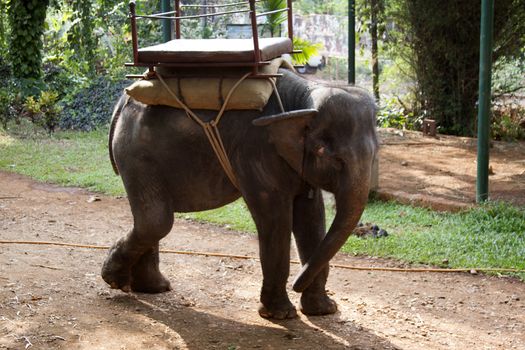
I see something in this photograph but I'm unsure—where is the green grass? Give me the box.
[348,202,525,276]
[0,122,124,195]
[1,125,524,279]
[181,200,256,233]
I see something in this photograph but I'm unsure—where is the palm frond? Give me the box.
[292,37,323,65]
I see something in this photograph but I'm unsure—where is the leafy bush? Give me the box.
[492,50,525,96]
[59,76,131,131]
[0,88,26,129]
[42,63,75,99]
[377,96,422,130]
[0,55,23,128]
[22,90,62,132]
[491,102,525,141]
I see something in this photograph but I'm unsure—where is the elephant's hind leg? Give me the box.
[102,172,173,293]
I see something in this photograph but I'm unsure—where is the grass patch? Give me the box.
[0,122,124,195]
[180,200,256,233]
[1,125,524,280]
[347,201,525,280]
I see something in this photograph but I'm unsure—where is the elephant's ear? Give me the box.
[253,109,318,173]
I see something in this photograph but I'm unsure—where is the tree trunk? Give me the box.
[371,0,380,103]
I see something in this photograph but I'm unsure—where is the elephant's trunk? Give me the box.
[292,177,369,292]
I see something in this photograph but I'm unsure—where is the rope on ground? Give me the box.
[1,239,523,274]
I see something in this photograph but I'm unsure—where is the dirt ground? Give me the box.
[1,131,525,349]
[377,128,525,210]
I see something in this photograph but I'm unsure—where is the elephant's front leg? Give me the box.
[292,188,338,315]
[245,193,296,319]
[130,244,172,293]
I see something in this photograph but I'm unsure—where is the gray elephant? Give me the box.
[102,69,378,319]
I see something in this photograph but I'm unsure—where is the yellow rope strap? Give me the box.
[155,72,252,189]
[268,78,285,113]
[1,240,523,274]
[155,72,286,189]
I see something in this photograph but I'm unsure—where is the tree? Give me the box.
[69,0,96,75]
[7,0,50,79]
[355,0,385,102]
[388,0,525,136]
[370,0,380,102]
[0,0,8,55]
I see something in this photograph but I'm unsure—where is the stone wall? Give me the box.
[293,14,348,57]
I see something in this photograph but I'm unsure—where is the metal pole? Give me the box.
[348,0,355,85]
[476,0,494,203]
[161,0,172,42]
[175,0,181,39]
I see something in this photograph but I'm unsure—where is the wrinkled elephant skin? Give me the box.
[102,70,378,319]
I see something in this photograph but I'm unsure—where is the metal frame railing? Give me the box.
[127,0,294,75]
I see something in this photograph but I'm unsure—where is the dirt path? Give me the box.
[1,171,524,349]
[377,129,525,210]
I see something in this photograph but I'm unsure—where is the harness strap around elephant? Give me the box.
[155,72,285,189]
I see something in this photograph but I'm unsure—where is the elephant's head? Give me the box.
[253,85,378,292]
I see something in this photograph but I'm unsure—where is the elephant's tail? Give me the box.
[108,93,129,176]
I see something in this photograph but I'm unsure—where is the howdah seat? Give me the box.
[124,0,298,188]
[126,0,295,77]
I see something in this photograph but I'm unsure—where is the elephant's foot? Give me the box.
[131,268,171,293]
[258,298,297,320]
[101,239,132,293]
[129,245,171,293]
[300,292,338,316]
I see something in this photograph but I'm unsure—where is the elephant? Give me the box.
[102,69,378,319]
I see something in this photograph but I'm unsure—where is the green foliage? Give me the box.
[44,0,136,80]
[260,0,287,37]
[59,76,131,131]
[385,0,525,137]
[22,90,62,132]
[93,1,135,77]
[0,0,8,56]
[291,37,322,65]
[355,0,386,45]
[492,51,525,96]
[62,0,97,76]
[295,0,347,15]
[42,63,75,98]
[257,0,322,65]
[491,103,525,141]
[377,97,421,130]
[7,0,50,79]
[0,54,29,129]
[0,87,22,129]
